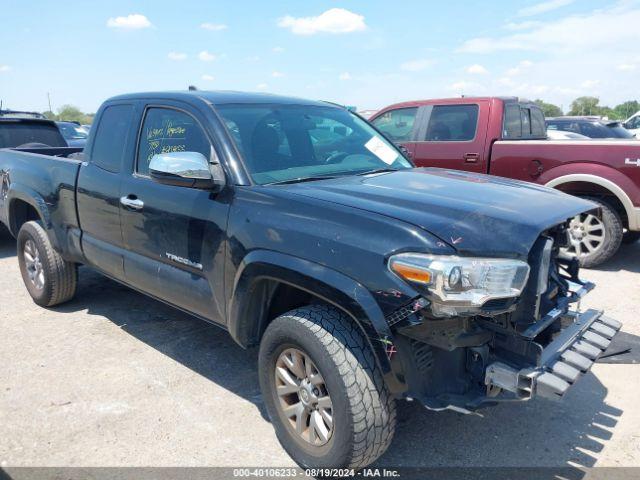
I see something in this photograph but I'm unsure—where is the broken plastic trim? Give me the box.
[521,280,595,339]
[485,309,621,401]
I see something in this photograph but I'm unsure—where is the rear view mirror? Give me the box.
[149,151,225,190]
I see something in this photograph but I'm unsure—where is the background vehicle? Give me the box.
[0,116,67,149]
[0,91,620,469]
[546,130,589,140]
[55,121,89,147]
[546,116,636,140]
[624,112,640,138]
[371,97,640,267]
[0,109,46,120]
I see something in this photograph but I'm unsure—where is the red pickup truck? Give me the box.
[370,97,640,267]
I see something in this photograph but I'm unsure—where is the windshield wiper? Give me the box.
[356,168,399,176]
[268,175,343,185]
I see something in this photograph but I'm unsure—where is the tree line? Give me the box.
[43,105,95,125]
[534,97,639,120]
[41,97,640,125]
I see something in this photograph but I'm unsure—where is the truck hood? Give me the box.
[284,168,596,258]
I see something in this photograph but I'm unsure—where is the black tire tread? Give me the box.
[271,305,396,469]
[579,196,623,268]
[19,221,77,306]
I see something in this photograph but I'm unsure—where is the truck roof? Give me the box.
[108,90,333,108]
[373,96,543,113]
[0,110,47,120]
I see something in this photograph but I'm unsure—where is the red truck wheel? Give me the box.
[562,197,623,268]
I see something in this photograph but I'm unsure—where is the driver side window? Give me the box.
[137,107,211,176]
[371,108,418,142]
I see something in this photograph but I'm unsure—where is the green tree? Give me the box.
[613,101,640,121]
[534,99,563,117]
[45,105,95,124]
[42,110,58,120]
[568,96,601,116]
[56,105,86,123]
[598,106,616,120]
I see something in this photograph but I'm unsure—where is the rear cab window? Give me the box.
[424,104,479,141]
[502,102,546,139]
[0,120,67,148]
[91,104,135,173]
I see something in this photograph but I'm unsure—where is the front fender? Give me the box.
[228,249,406,394]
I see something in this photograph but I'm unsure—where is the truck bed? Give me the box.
[490,139,640,207]
[0,147,84,254]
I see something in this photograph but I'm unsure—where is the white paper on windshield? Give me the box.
[365,136,398,165]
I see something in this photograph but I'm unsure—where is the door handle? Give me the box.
[120,195,144,211]
[463,153,480,163]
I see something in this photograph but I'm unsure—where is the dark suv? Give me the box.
[546,116,636,139]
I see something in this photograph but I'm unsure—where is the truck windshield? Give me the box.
[215,104,412,184]
[57,123,89,140]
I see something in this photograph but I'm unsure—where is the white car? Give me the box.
[624,111,640,139]
[546,129,589,140]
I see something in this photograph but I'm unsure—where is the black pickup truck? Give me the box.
[0,91,622,469]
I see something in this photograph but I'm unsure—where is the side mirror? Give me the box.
[149,151,225,190]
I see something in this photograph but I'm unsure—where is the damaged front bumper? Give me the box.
[485,309,621,401]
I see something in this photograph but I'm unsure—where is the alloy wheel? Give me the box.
[563,213,606,258]
[274,348,334,446]
[23,239,45,290]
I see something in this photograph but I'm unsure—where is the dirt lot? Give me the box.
[0,232,639,470]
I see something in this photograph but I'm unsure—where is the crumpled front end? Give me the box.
[385,222,622,413]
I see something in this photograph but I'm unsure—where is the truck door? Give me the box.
[369,106,421,161]
[119,104,229,324]
[77,103,136,279]
[411,101,489,173]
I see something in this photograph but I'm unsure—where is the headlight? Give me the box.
[388,253,530,317]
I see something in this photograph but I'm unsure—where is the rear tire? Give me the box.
[259,305,396,469]
[563,196,623,268]
[17,221,77,306]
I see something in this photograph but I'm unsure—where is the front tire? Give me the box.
[259,305,396,469]
[17,221,77,307]
[562,196,623,268]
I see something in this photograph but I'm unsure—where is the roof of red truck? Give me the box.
[375,96,520,112]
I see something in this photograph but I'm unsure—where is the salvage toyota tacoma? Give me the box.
[0,91,621,468]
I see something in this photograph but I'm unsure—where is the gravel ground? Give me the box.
[0,232,639,470]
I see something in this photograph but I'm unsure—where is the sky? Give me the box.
[1,0,639,114]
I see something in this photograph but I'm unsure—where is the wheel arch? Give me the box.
[228,250,406,394]
[7,186,50,237]
[545,174,636,229]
